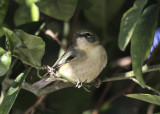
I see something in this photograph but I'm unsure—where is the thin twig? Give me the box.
[4,78,73,97]
[2,64,160,97]
[102,64,160,82]
[92,82,112,114]
[25,95,46,114]
[99,82,136,113]
[35,22,46,36]
[6,58,18,78]
[45,29,67,51]
[147,104,155,114]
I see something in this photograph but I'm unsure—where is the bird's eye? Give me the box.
[85,33,91,38]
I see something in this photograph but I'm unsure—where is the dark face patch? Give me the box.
[75,32,97,43]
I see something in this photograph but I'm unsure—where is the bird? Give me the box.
[33,32,107,88]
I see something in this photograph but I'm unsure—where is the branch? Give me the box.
[45,29,67,51]
[25,95,46,114]
[3,64,160,97]
[102,64,160,82]
[4,79,73,97]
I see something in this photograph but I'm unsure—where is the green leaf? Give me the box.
[0,47,11,76]
[0,47,5,56]
[131,5,159,87]
[155,112,160,114]
[84,0,125,28]
[0,27,4,37]
[37,0,78,21]
[0,68,31,114]
[77,0,93,10]
[126,94,160,106]
[118,0,148,51]
[14,0,39,26]
[30,3,39,21]
[0,0,9,25]
[84,0,106,28]
[3,28,45,68]
[14,6,32,26]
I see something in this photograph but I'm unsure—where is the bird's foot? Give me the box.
[95,79,102,88]
[44,65,58,78]
[76,79,82,88]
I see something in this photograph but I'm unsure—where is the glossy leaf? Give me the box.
[118,0,148,51]
[0,68,31,114]
[3,28,45,68]
[0,47,11,76]
[37,0,78,21]
[126,94,160,106]
[0,0,9,25]
[131,5,159,87]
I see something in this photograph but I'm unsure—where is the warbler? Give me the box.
[33,32,107,88]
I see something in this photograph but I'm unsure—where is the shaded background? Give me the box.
[0,0,160,114]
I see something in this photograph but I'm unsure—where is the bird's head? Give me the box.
[75,32,99,50]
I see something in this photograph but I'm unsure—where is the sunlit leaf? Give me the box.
[30,3,39,21]
[37,0,78,21]
[131,5,159,87]
[0,0,9,25]
[118,0,148,51]
[0,47,11,76]
[126,94,160,106]
[3,28,45,68]
[0,68,31,114]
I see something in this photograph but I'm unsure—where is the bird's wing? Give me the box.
[52,46,78,70]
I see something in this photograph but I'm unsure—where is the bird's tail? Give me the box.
[32,77,56,89]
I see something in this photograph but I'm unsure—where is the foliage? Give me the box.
[131,4,159,87]
[0,48,11,76]
[3,28,45,68]
[126,94,160,106]
[0,0,160,113]
[0,68,31,114]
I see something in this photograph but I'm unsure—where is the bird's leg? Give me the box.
[44,65,58,78]
[76,79,82,88]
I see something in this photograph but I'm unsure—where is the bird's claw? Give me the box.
[76,79,82,88]
[95,79,102,88]
[44,65,58,78]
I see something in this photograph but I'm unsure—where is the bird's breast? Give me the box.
[58,45,107,83]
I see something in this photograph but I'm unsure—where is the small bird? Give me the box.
[33,32,107,88]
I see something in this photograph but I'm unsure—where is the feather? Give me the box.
[52,45,78,70]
